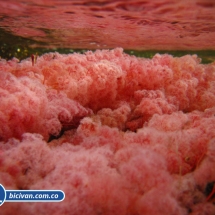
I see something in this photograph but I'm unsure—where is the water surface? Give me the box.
[0,0,215,62]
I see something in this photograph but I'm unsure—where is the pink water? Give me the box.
[1,1,215,215]
[0,0,215,49]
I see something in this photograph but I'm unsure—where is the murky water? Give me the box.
[0,0,215,62]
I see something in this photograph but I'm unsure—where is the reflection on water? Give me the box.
[0,0,215,61]
[1,28,215,64]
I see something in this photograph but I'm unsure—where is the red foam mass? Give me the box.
[0,48,215,214]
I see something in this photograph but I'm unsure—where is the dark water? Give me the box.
[0,0,215,63]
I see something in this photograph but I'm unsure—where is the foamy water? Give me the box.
[0,1,215,215]
[0,49,215,214]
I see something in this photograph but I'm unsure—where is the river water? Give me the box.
[0,0,215,62]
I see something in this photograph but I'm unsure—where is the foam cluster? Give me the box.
[0,48,215,214]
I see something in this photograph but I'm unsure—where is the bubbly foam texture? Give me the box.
[0,48,215,214]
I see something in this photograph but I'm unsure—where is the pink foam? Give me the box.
[0,48,215,214]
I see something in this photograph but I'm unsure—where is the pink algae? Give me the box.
[0,48,215,214]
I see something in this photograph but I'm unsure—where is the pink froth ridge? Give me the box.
[0,48,215,214]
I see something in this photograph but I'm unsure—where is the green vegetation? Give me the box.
[1,28,215,64]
